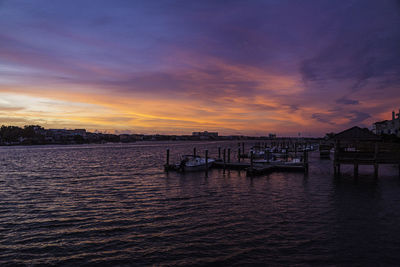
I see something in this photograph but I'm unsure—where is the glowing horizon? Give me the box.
[1,1,399,136]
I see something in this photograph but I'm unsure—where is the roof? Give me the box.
[374,120,388,125]
[332,126,381,141]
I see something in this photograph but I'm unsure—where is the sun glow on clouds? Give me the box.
[0,92,113,128]
[0,46,312,135]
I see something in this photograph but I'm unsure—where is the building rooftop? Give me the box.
[333,126,381,142]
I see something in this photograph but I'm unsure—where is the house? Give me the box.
[373,109,400,137]
[332,126,381,143]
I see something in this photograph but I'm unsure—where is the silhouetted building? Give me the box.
[332,126,381,143]
[71,129,87,136]
[192,131,218,140]
[373,109,400,137]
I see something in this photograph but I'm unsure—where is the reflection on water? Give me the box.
[0,141,399,265]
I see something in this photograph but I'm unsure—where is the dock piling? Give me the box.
[374,143,379,178]
[238,148,241,162]
[228,148,231,163]
[398,163,400,178]
[193,147,196,157]
[223,149,226,170]
[165,148,170,171]
[354,161,359,178]
[218,147,221,159]
[166,148,170,166]
[303,150,309,174]
[374,163,379,178]
[334,141,339,177]
[250,151,254,170]
[205,149,209,176]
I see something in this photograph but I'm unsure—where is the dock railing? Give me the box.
[334,141,400,177]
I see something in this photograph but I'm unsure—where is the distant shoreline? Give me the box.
[0,137,323,148]
[0,125,323,147]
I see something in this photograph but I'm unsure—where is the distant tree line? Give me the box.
[0,124,330,146]
[0,125,44,144]
[0,125,121,145]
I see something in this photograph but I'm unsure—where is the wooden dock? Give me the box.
[164,145,310,177]
[213,161,250,169]
[246,164,306,176]
[334,141,400,177]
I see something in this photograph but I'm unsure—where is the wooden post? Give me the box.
[166,148,170,170]
[205,149,209,176]
[238,148,241,162]
[267,149,270,163]
[285,149,288,162]
[242,142,245,156]
[193,147,196,157]
[218,147,221,159]
[223,149,226,169]
[166,149,170,165]
[334,140,339,176]
[374,143,379,178]
[354,160,359,178]
[374,163,379,178]
[250,151,254,170]
[398,163,400,178]
[304,150,309,174]
[228,148,231,163]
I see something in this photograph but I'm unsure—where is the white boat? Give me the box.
[176,155,215,172]
[248,147,268,158]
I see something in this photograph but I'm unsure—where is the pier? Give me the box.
[332,126,400,178]
[334,141,400,177]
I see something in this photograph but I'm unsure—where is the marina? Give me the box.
[165,141,312,176]
[164,134,400,179]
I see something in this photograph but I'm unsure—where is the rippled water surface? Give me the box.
[1,141,400,266]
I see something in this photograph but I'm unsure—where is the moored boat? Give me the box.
[176,155,215,172]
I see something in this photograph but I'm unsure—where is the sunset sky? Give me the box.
[1,0,399,136]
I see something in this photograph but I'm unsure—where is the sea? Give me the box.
[1,141,400,266]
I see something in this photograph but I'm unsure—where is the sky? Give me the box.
[0,0,399,136]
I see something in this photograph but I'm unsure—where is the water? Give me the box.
[1,141,400,266]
